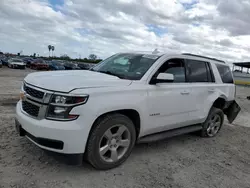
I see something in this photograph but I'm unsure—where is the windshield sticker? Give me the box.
[142,54,160,59]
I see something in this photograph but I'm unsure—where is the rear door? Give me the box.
[184,59,217,122]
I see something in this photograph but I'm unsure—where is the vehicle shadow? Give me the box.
[38,132,202,171]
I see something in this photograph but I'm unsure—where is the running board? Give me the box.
[137,125,202,144]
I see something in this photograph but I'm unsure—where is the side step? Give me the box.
[137,124,202,144]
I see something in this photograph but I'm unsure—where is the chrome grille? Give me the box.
[24,84,44,99]
[21,83,53,119]
[22,101,40,117]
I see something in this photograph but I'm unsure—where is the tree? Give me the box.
[89,54,97,60]
[33,53,36,57]
[48,45,52,57]
[51,46,55,57]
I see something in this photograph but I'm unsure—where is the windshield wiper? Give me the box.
[98,70,125,79]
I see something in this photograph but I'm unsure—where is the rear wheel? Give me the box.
[86,114,136,170]
[200,107,224,137]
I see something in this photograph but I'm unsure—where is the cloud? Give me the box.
[0,0,250,62]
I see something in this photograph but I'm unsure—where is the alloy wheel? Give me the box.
[207,114,221,137]
[99,124,131,163]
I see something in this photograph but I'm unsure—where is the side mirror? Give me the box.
[155,73,174,83]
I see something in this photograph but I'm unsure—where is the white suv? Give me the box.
[15,52,241,170]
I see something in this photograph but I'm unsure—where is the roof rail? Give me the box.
[182,53,225,63]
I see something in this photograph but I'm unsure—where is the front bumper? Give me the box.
[13,64,25,69]
[15,101,90,154]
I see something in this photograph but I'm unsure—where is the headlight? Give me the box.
[46,94,88,121]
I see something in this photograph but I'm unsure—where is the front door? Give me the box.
[145,59,196,135]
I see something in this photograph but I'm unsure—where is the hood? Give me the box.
[24,70,132,92]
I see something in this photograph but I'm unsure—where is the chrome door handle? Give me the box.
[208,89,215,92]
[181,91,190,95]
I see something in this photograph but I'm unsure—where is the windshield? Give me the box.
[92,53,160,80]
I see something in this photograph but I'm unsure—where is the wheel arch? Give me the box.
[212,95,227,110]
[204,95,227,121]
[89,109,141,140]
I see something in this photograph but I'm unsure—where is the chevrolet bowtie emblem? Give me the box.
[20,91,27,101]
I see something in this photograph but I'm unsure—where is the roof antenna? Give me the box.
[152,48,160,54]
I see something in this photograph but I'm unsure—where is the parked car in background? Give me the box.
[1,57,9,66]
[48,61,65,70]
[63,62,80,70]
[77,63,94,70]
[8,58,26,69]
[23,57,33,68]
[0,56,4,67]
[30,59,49,70]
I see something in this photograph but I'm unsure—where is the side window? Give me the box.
[156,59,186,83]
[205,62,215,82]
[186,59,211,82]
[216,64,234,83]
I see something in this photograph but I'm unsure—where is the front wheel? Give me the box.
[200,107,224,137]
[86,114,136,170]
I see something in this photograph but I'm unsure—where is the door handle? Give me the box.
[181,91,190,95]
[208,89,215,92]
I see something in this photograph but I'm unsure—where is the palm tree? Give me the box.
[51,46,55,57]
[48,45,52,57]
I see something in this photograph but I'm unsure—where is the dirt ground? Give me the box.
[0,67,250,188]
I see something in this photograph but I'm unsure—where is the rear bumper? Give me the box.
[37,66,48,70]
[15,101,91,154]
[224,100,241,123]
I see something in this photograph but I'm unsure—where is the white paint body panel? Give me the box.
[15,53,236,154]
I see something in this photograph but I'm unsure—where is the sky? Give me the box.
[1,0,250,62]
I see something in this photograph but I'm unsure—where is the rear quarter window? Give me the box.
[215,64,234,84]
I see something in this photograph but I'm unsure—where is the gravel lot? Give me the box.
[0,67,250,188]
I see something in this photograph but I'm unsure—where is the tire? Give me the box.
[200,107,224,137]
[86,113,136,170]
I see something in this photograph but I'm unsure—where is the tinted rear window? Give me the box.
[216,64,233,83]
[186,59,211,82]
